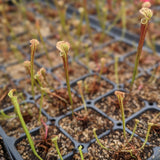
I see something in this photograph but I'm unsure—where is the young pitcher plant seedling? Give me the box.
[130,3,153,89]
[114,55,119,87]
[34,68,47,122]
[77,80,87,112]
[35,19,52,66]
[78,145,84,160]
[52,136,63,160]
[56,41,74,116]
[115,91,126,138]
[98,58,106,81]
[8,89,43,160]
[30,39,39,99]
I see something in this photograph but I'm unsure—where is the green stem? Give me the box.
[93,128,110,150]
[130,23,149,90]
[39,88,44,122]
[30,45,37,99]
[52,136,63,160]
[139,123,153,150]
[8,89,43,160]
[77,10,84,37]
[55,0,66,33]
[0,110,15,120]
[78,81,87,112]
[81,93,87,112]
[106,8,122,33]
[95,0,107,41]
[128,119,139,143]
[120,97,126,138]
[63,55,74,116]
[114,56,119,87]
[85,45,90,70]
[83,0,91,38]
[121,1,126,38]
[78,145,84,160]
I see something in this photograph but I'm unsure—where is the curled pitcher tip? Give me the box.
[139,7,153,24]
[114,91,125,98]
[30,39,40,47]
[56,41,70,56]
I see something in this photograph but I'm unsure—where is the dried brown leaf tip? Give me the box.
[114,91,125,99]
[56,41,70,56]
[30,39,39,48]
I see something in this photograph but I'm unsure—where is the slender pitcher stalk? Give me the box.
[30,39,39,99]
[130,5,153,90]
[56,41,74,116]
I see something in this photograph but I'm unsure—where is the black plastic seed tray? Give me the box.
[0,0,160,159]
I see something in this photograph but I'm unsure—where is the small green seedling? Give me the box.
[77,80,87,112]
[95,0,107,41]
[146,32,156,55]
[77,8,84,37]
[128,119,140,143]
[130,4,153,89]
[82,0,91,38]
[98,58,106,81]
[8,89,42,160]
[12,0,26,19]
[139,122,153,150]
[114,91,126,138]
[34,68,47,122]
[93,128,110,151]
[54,0,67,34]
[24,61,31,76]
[121,0,126,37]
[56,41,74,116]
[30,39,39,99]
[78,145,84,160]
[0,110,15,120]
[149,65,160,84]
[52,136,63,160]
[114,55,119,87]
[35,19,52,66]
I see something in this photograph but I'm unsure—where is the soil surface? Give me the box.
[126,51,160,70]
[36,88,82,117]
[60,108,113,143]
[127,110,160,146]
[95,92,145,121]
[75,130,153,160]
[125,74,160,105]
[16,125,74,160]
[103,62,137,85]
[0,84,26,109]
[78,48,113,72]
[73,75,114,100]
[52,61,88,82]
[0,103,47,138]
